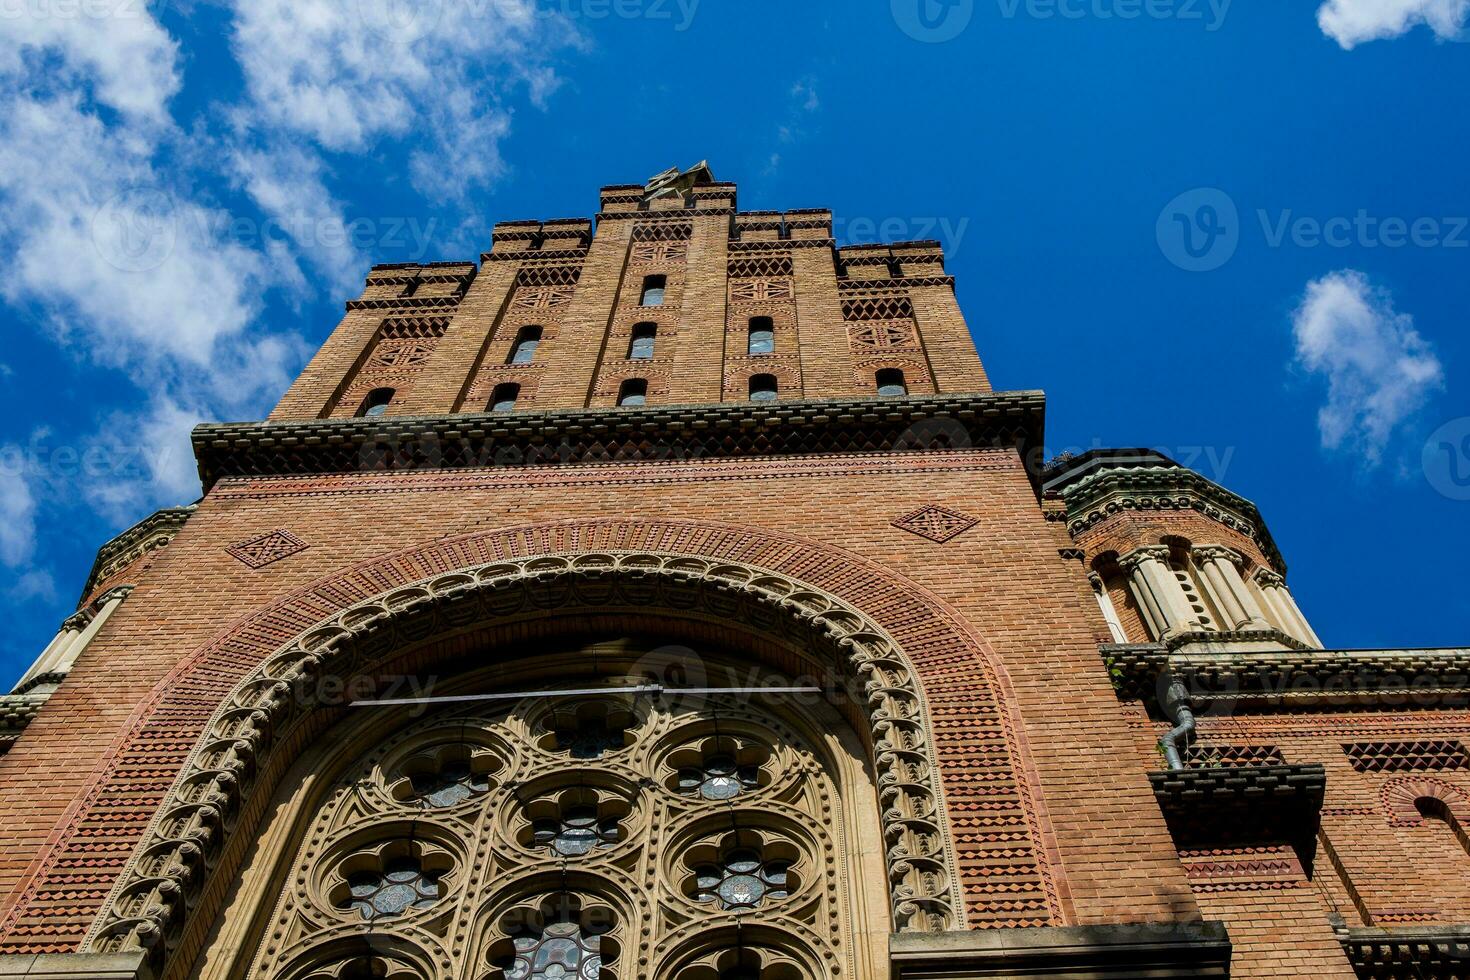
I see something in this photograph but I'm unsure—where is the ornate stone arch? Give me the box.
[0,519,1068,972]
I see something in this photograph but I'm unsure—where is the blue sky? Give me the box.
[1,0,1467,683]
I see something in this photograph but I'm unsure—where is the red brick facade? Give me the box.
[0,167,1463,979]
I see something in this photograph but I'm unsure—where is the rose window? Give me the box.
[678,754,761,801]
[487,895,619,980]
[341,856,442,920]
[306,958,422,980]
[692,851,788,910]
[388,743,501,810]
[329,839,453,922]
[533,806,620,857]
[681,830,800,912]
[665,736,771,801]
[671,948,806,980]
[541,702,636,760]
[517,786,631,858]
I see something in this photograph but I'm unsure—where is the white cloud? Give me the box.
[792,79,820,113]
[1292,270,1445,464]
[0,94,295,398]
[0,461,39,568]
[229,141,362,292]
[8,569,58,605]
[1317,0,1470,47]
[0,0,180,121]
[226,0,574,203]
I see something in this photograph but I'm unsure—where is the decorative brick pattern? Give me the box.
[225,530,308,569]
[1184,744,1288,768]
[1344,740,1470,773]
[892,504,978,543]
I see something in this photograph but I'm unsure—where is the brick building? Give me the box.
[0,163,1465,978]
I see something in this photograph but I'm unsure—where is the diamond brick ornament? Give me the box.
[891,505,978,543]
[227,530,309,569]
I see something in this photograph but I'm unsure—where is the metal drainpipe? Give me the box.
[1159,676,1196,771]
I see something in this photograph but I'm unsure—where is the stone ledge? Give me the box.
[193,391,1047,492]
[889,922,1231,979]
[1342,925,1470,978]
[1150,763,1326,873]
[1104,643,1470,707]
[0,953,151,979]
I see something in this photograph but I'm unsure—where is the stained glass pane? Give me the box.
[339,854,441,921]
[409,757,489,808]
[505,919,603,979]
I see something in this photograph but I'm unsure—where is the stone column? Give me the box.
[1192,546,1272,631]
[1252,569,1323,648]
[1088,572,1129,644]
[13,614,87,691]
[55,587,131,674]
[1119,546,1201,641]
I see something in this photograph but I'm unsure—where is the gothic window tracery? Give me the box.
[239,655,885,980]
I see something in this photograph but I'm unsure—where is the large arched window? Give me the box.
[213,642,887,980]
[357,387,394,417]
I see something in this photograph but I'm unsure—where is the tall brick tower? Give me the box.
[0,164,1465,979]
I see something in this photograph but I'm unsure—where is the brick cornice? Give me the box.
[482,248,590,263]
[1104,642,1470,706]
[191,391,1046,492]
[839,276,957,291]
[729,238,836,251]
[343,295,462,312]
[79,506,195,607]
[596,207,735,221]
[1061,465,1286,574]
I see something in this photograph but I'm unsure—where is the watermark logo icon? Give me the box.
[91,187,176,273]
[1157,187,1239,272]
[892,0,974,42]
[1423,417,1470,501]
[357,0,444,43]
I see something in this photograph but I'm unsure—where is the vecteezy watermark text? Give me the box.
[1157,187,1468,272]
[91,188,440,273]
[833,215,971,256]
[356,0,700,43]
[892,0,1229,41]
[996,0,1230,30]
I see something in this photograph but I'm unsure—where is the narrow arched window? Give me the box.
[628,323,657,360]
[876,368,907,396]
[357,388,394,417]
[640,275,666,307]
[489,383,520,413]
[617,379,648,407]
[747,317,774,356]
[507,326,542,365]
[748,374,778,402]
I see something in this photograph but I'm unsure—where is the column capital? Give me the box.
[1192,545,1244,568]
[60,609,93,632]
[95,584,135,605]
[1119,545,1171,571]
[1253,567,1285,589]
